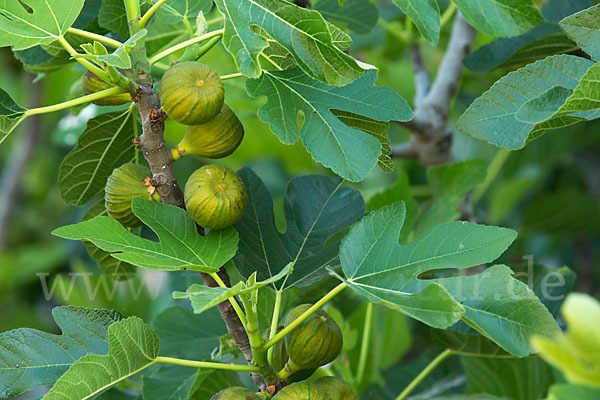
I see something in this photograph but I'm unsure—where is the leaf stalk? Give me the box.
[156,356,261,372]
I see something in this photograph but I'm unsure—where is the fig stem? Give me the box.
[124,0,142,35]
[67,28,123,48]
[262,282,348,350]
[267,289,283,365]
[210,272,248,328]
[221,72,244,80]
[148,29,224,64]
[355,302,373,384]
[155,356,261,372]
[139,0,167,28]
[395,349,455,400]
[26,87,125,117]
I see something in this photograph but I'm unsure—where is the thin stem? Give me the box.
[240,295,269,371]
[471,148,510,205]
[221,72,244,80]
[267,290,283,364]
[262,282,348,350]
[149,29,224,64]
[356,302,373,384]
[124,0,142,35]
[210,272,248,328]
[395,350,455,400]
[57,36,111,82]
[176,35,223,63]
[26,87,125,116]
[440,3,458,29]
[206,15,225,25]
[67,28,123,48]
[139,0,167,28]
[156,356,261,372]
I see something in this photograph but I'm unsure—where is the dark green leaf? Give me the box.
[246,68,411,181]
[234,168,365,289]
[214,0,364,85]
[189,369,244,399]
[151,306,226,360]
[154,0,213,25]
[313,0,379,34]
[53,198,239,272]
[99,0,150,38]
[58,109,137,206]
[142,366,198,400]
[0,306,122,398]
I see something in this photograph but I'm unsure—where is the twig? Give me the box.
[410,43,430,108]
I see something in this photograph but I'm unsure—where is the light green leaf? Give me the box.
[58,109,137,206]
[453,0,543,38]
[173,264,293,314]
[153,0,213,25]
[82,200,137,281]
[415,160,487,237]
[531,293,600,388]
[548,384,600,400]
[457,55,596,150]
[560,3,600,60]
[52,198,239,272]
[0,306,122,398]
[214,0,364,86]
[246,68,411,181]
[313,0,379,34]
[0,88,27,143]
[338,202,559,355]
[234,169,365,289]
[81,30,147,69]
[43,317,160,400]
[391,0,440,45]
[0,0,85,50]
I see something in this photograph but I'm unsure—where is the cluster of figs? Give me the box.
[83,61,248,230]
[212,304,357,399]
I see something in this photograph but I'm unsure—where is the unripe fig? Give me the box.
[171,105,244,160]
[184,164,248,230]
[159,61,224,125]
[284,304,343,371]
[210,387,261,400]
[272,382,331,400]
[312,377,358,400]
[271,327,316,382]
[82,70,132,106]
[105,163,155,227]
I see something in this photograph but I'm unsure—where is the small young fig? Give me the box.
[82,70,132,106]
[312,377,358,400]
[159,61,224,125]
[272,382,330,400]
[105,163,155,227]
[283,304,343,372]
[210,387,261,400]
[171,105,244,160]
[184,164,248,230]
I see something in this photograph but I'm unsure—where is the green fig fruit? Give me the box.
[312,377,358,400]
[105,163,155,227]
[272,382,330,400]
[82,70,132,106]
[210,387,261,400]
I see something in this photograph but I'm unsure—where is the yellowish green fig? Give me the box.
[105,163,154,227]
[312,377,358,400]
[159,61,224,125]
[272,382,331,400]
[271,327,316,382]
[171,105,244,160]
[82,70,132,106]
[284,304,343,372]
[210,387,261,400]
[184,164,248,230]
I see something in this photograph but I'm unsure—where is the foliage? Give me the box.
[0,0,599,399]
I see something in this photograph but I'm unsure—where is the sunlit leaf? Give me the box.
[391,0,440,45]
[559,3,600,60]
[0,88,27,143]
